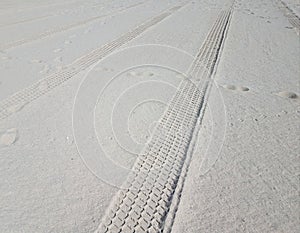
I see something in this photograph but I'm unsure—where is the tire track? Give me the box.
[163,9,233,233]
[275,0,300,30]
[0,1,147,50]
[0,1,147,29]
[0,14,52,29]
[0,4,186,120]
[96,5,234,233]
[0,1,107,29]
[0,0,85,15]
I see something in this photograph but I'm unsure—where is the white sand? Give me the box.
[172,0,300,232]
[0,0,299,232]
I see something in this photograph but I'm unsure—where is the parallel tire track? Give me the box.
[0,4,186,120]
[0,1,146,50]
[96,6,234,233]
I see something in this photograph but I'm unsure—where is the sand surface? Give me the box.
[0,0,299,232]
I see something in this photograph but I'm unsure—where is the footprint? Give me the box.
[222,84,249,92]
[1,55,12,60]
[0,128,18,146]
[53,48,62,53]
[64,40,72,44]
[127,71,141,76]
[236,86,249,91]
[222,84,236,90]
[30,59,43,64]
[276,91,298,99]
[143,71,155,77]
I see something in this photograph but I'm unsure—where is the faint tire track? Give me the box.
[0,0,85,15]
[0,1,147,50]
[0,15,52,29]
[0,4,187,120]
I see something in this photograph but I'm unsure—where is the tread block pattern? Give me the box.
[97,78,205,233]
[162,8,233,232]
[0,4,185,120]
[276,0,300,30]
[188,10,232,78]
[97,7,234,233]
